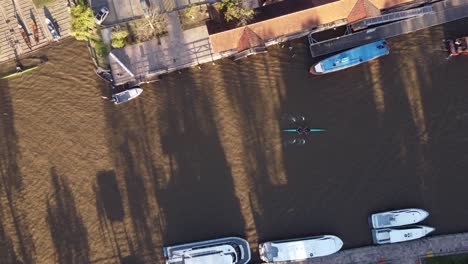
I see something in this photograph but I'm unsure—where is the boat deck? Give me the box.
[164,237,251,264]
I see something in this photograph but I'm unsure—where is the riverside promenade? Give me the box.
[309,0,468,57]
[296,233,468,264]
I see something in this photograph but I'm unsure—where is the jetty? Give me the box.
[309,0,468,57]
[298,232,468,264]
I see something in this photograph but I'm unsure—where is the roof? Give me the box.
[237,27,265,51]
[347,0,381,23]
[208,0,415,53]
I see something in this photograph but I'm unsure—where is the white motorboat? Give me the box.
[372,225,435,244]
[369,208,429,228]
[163,237,251,264]
[112,86,143,104]
[259,235,343,262]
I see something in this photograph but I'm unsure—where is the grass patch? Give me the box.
[423,253,468,264]
[32,0,56,8]
[178,4,210,30]
[89,29,110,68]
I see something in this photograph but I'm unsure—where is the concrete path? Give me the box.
[294,233,468,264]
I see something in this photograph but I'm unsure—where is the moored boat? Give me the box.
[18,24,32,49]
[31,19,40,44]
[259,235,343,262]
[446,37,468,58]
[310,40,389,75]
[96,67,113,82]
[163,237,251,264]
[45,18,60,41]
[372,225,435,244]
[112,86,143,104]
[369,208,429,229]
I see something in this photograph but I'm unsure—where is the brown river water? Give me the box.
[1,18,468,264]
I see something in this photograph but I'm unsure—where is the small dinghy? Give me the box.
[45,18,60,41]
[372,225,435,244]
[96,67,113,82]
[112,86,143,104]
[370,208,429,229]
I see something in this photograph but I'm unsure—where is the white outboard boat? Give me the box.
[259,235,343,262]
[369,208,429,228]
[163,237,251,264]
[372,225,435,244]
[112,86,143,104]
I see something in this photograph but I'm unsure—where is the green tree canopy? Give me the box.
[70,4,95,41]
[111,30,129,48]
[216,0,254,26]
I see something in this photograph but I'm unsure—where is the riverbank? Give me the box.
[300,232,468,264]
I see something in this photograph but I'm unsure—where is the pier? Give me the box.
[309,0,468,57]
[298,232,468,264]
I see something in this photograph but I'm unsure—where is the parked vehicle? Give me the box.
[94,7,110,25]
[369,208,429,229]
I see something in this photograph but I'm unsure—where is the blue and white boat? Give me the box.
[310,40,389,75]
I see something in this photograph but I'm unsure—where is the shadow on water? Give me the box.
[0,80,35,264]
[152,72,246,244]
[95,170,125,222]
[100,68,246,261]
[46,167,90,264]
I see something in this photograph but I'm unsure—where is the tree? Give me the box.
[216,0,254,26]
[185,4,196,20]
[70,4,95,41]
[143,7,168,33]
[111,30,129,48]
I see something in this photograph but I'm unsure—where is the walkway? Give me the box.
[0,0,71,62]
[109,10,236,85]
[297,233,468,264]
[309,0,468,57]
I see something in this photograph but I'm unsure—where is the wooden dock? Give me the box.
[309,0,468,57]
[0,0,72,63]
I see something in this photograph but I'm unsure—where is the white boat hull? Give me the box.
[259,235,343,262]
[370,208,429,228]
[372,225,435,244]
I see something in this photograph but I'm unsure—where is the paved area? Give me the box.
[0,0,71,62]
[296,232,468,264]
[309,0,468,57]
[109,11,235,84]
[91,0,215,25]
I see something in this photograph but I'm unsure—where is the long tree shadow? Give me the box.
[46,167,90,264]
[0,80,35,264]
[151,71,246,245]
